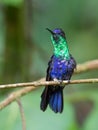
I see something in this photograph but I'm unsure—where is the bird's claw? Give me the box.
[67,80,70,84]
[53,78,63,84]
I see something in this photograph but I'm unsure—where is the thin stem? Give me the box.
[0,78,98,110]
[16,99,26,130]
[75,59,98,74]
[0,59,98,110]
[0,59,98,89]
[0,78,98,89]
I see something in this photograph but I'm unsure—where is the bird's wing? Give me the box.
[62,54,76,80]
[41,55,54,97]
[46,55,54,81]
[70,54,77,69]
[40,55,54,111]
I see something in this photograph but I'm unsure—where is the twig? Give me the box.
[75,59,98,73]
[0,78,98,110]
[0,59,98,89]
[0,78,44,89]
[0,59,98,110]
[0,78,98,89]
[0,86,36,110]
[16,99,26,130]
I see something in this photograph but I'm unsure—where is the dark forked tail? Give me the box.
[40,86,63,113]
[40,87,50,111]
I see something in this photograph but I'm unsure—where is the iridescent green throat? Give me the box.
[51,36,70,60]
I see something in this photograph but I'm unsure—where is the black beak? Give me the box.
[46,28,54,35]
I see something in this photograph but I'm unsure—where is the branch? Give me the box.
[0,59,98,110]
[0,78,98,110]
[0,78,98,89]
[75,59,98,73]
[0,59,98,89]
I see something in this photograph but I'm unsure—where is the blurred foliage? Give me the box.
[0,0,98,130]
[1,0,23,6]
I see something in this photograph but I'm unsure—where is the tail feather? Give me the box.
[57,90,63,113]
[49,89,63,113]
[40,87,50,111]
[49,93,54,110]
[40,86,63,113]
[49,92,58,113]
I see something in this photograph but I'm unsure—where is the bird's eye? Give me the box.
[53,35,59,42]
[60,32,65,37]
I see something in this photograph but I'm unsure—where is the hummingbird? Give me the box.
[40,28,76,113]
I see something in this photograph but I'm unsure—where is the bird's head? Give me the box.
[46,28,70,59]
[46,28,66,44]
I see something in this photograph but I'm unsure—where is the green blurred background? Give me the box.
[0,0,98,130]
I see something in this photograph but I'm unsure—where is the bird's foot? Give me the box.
[67,80,70,84]
[59,80,63,84]
[53,78,63,85]
[53,78,58,82]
